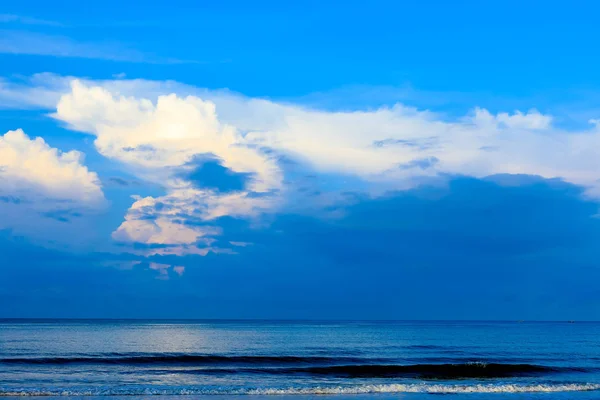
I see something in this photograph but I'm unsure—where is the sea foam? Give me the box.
[2,382,600,396]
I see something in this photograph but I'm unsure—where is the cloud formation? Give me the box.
[5,75,600,254]
[3,176,600,320]
[0,129,103,204]
[0,129,104,245]
[52,80,282,255]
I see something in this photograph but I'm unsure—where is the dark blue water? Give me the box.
[1,320,600,399]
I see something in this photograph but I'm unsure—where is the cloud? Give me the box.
[52,79,600,192]
[110,189,274,256]
[148,262,185,279]
[173,266,185,276]
[54,81,281,187]
[79,81,600,185]
[0,129,103,205]
[5,75,600,254]
[149,262,170,280]
[111,193,223,254]
[52,80,282,255]
[0,73,72,109]
[0,14,62,27]
[0,129,104,246]
[229,241,252,247]
[0,30,195,64]
[3,177,600,320]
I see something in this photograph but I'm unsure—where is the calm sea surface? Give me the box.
[1,320,600,399]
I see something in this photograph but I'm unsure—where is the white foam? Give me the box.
[249,383,600,395]
[2,383,600,396]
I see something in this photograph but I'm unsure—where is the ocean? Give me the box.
[0,320,599,399]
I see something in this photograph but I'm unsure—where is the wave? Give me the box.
[2,354,586,379]
[251,383,600,395]
[285,362,578,378]
[2,383,599,396]
[165,362,584,379]
[0,354,369,366]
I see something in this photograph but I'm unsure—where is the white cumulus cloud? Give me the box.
[52,80,282,255]
[5,75,600,254]
[0,129,104,204]
[0,128,105,246]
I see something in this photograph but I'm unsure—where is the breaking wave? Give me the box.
[168,362,583,379]
[269,362,574,378]
[2,383,600,396]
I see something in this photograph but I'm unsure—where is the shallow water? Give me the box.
[1,320,599,398]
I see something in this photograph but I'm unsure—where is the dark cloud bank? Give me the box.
[1,176,599,320]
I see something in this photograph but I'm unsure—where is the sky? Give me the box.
[1,0,600,320]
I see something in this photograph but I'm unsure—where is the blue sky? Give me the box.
[1,0,600,319]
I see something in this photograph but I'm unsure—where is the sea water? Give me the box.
[1,320,599,399]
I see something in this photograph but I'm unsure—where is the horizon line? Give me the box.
[0,317,590,323]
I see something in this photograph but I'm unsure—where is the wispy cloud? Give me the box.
[0,30,197,64]
[0,14,62,27]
